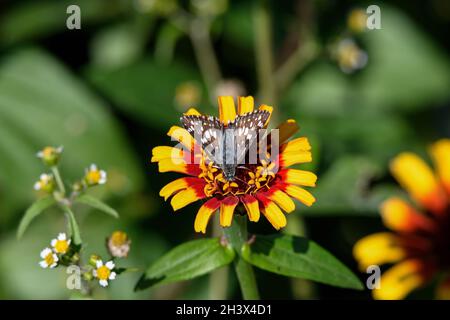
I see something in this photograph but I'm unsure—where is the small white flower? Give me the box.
[50,233,71,254]
[92,259,116,287]
[85,164,107,186]
[36,146,63,166]
[34,173,55,192]
[39,247,58,268]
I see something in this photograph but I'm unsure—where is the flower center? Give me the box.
[87,170,101,184]
[97,266,111,280]
[111,231,128,246]
[54,240,69,254]
[45,252,55,266]
[197,158,277,197]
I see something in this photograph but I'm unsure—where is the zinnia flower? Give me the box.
[151,96,317,233]
[354,139,450,300]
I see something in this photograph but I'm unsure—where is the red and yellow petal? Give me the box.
[277,119,299,144]
[381,197,436,233]
[429,139,450,195]
[194,198,221,234]
[283,184,316,207]
[353,232,406,270]
[257,196,287,230]
[373,259,432,300]
[281,137,311,153]
[241,194,260,222]
[218,96,237,123]
[151,146,184,162]
[390,153,447,214]
[267,189,296,213]
[159,177,205,200]
[220,196,239,227]
[157,158,201,176]
[170,184,206,211]
[279,169,317,187]
[238,96,254,115]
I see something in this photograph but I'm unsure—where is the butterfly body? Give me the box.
[181,110,270,181]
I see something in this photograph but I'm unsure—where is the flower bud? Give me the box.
[107,231,131,258]
[89,254,101,267]
[34,173,56,194]
[36,146,63,166]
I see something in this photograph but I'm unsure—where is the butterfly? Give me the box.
[181,110,271,181]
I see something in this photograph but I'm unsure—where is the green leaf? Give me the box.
[75,194,119,218]
[242,234,363,290]
[64,206,82,246]
[17,196,57,239]
[135,238,235,290]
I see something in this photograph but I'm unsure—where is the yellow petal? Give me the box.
[220,197,239,227]
[281,169,317,187]
[429,139,450,194]
[238,96,254,115]
[268,190,296,213]
[170,187,204,211]
[390,152,447,213]
[159,178,188,200]
[194,198,221,234]
[184,108,201,116]
[151,146,184,162]
[284,185,316,207]
[280,151,312,167]
[353,232,405,270]
[167,126,195,150]
[282,137,311,153]
[277,119,299,144]
[261,201,287,230]
[373,259,427,300]
[218,96,237,123]
[157,158,187,174]
[381,197,435,233]
[241,195,260,222]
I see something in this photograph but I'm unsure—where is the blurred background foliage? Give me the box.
[0,0,449,299]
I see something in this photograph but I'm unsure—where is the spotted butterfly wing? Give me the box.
[231,110,270,165]
[180,114,223,163]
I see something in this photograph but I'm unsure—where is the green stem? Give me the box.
[189,17,222,100]
[51,166,66,195]
[63,205,82,246]
[254,0,276,107]
[223,215,260,300]
[209,215,229,299]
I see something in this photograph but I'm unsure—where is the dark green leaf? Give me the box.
[242,234,363,290]
[0,48,143,223]
[87,58,207,128]
[75,194,119,218]
[135,238,235,290]
[17,196,56,239]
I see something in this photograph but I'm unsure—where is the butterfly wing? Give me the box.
[180,115,223,163]
[231,110,270,165]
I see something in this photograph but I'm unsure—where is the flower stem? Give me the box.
[51,166,66,195]
[253,0,276,106]
[224,215,260,300]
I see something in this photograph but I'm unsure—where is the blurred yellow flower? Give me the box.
[107,231,131,258]
[354,139,450,299]
[51,233,71,254]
